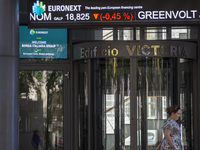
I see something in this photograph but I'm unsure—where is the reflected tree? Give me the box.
[19,70,63,150]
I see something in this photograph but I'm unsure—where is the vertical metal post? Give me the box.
[115,78,120,150]
[118,29,123,40]
[166,27,171,40]
[141,58,147,150]
[130,58,137,150]
[0,0,19,150]
[67,29,73,150]
[140,27,145,40]
[193,27,200,150]
[113,28,118,41]
[133,27,137,40]
[172,58,180,105]
[73,62,80,150]
[88,59,94,150]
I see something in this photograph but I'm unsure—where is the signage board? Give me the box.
[73,41,197,60]
[28,0,200,28]
[19,26,67,59]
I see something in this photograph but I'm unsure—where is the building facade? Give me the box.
[1,0,200,150]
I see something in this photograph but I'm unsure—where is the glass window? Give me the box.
[19,70,64,150]
[121,29,134,40]
[71,26,198,41]
[171,26,190,39]
[117,28,134,40]
[103,28,114,40]
[145,27,167,40]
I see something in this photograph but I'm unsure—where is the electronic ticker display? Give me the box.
[28,0,200,28]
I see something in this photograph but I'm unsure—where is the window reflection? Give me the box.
[145,27,167,40]
[103,28,113,40]
[102,58,130,150]
[137,58,174,149]
[76,57,193,150]
[147,97,157,119]
[171,26,190,39]
[162,97,167,119]
[77,58,131,150]
[19,70,63,150]
[71,26,197,41]
[179,59,193,150]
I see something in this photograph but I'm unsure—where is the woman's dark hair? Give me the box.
[166,105,180,115]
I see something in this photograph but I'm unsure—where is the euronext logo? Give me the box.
[32,0,46,16]
[30,0,51,21]
[30,29,35,35]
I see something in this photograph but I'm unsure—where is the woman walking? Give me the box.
[160,105,183,150]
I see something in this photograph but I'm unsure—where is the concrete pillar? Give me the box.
[0,0,19,149]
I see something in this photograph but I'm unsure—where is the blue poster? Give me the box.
[19,26,67,59]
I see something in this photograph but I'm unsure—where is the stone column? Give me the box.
[0,0,19,149]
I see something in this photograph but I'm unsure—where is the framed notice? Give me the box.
[19,26,67,59]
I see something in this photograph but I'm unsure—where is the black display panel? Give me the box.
[28,0,200,28]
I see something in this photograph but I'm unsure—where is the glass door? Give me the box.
[179,59,193,150]
[19,70,64,150]
[77,58,131,150]
[76,57,194,150]
[137,58,175,150]
[94,58,130,150]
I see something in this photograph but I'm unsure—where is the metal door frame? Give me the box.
[19,63,73,150]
